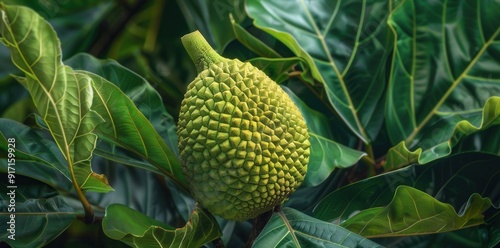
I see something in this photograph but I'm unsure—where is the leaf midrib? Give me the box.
[299,0,369,142]
[3,8,72,163]
[405,5,500,144]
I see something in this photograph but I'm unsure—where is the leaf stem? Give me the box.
[364,143,375,164]
[68,159,94,224]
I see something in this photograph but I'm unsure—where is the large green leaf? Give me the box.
[341,186,492,237]
[385,0,500,162]
[386,96,500,169]
[372,217,499,247]
[65,53,179,155]
[64,54,191,221]
[77,71,187,190]
[0,175,76,247]
[103,204,221,247]
[247,0,392,143]
[253,207,382,247]
[283,86,366,186]
[313,153,499,227]
[0,4,111,193]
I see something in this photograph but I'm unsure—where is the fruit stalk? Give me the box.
[181,31,225,73]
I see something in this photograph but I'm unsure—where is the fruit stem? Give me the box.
[245,206,277,247]
[181,30,226,73]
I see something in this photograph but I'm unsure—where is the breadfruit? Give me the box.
[178,30,310,221]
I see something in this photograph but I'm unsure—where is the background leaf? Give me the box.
[385,0,500,157]
[0,175,76,247]
[177,0,246,52]
[0,119,72,190]
[306,133,366,186]
[247,0,392,143]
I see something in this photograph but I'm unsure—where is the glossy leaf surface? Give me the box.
[253,207,383,247]
[103,204,221,247]
[386,0,500,162]
[0,4,111,192]
[341,186,492,237]
[247,0,392,143]
[313,153,499,234]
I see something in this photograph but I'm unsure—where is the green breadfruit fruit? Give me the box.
[178,30,310,221]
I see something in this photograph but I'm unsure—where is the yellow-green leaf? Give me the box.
[341,186,492,238]
[0,3,112,192]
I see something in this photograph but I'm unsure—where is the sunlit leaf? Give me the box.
[341,186,492,238]
[313,153,499,225]
[253,207,383,247]
[247,0,392,143]
[78,71,187,190]
[62,54,187,189]
[0,4,111,192]
[103,204,221,247]
[65,53,180,156]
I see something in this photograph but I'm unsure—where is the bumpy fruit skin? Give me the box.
[178,31,310,221]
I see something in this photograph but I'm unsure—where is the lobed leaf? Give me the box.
[386,96,500,169]
[313,153,499,226]
[341,186,492,238]
[253,207,383,247]
[103,204,221,248]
